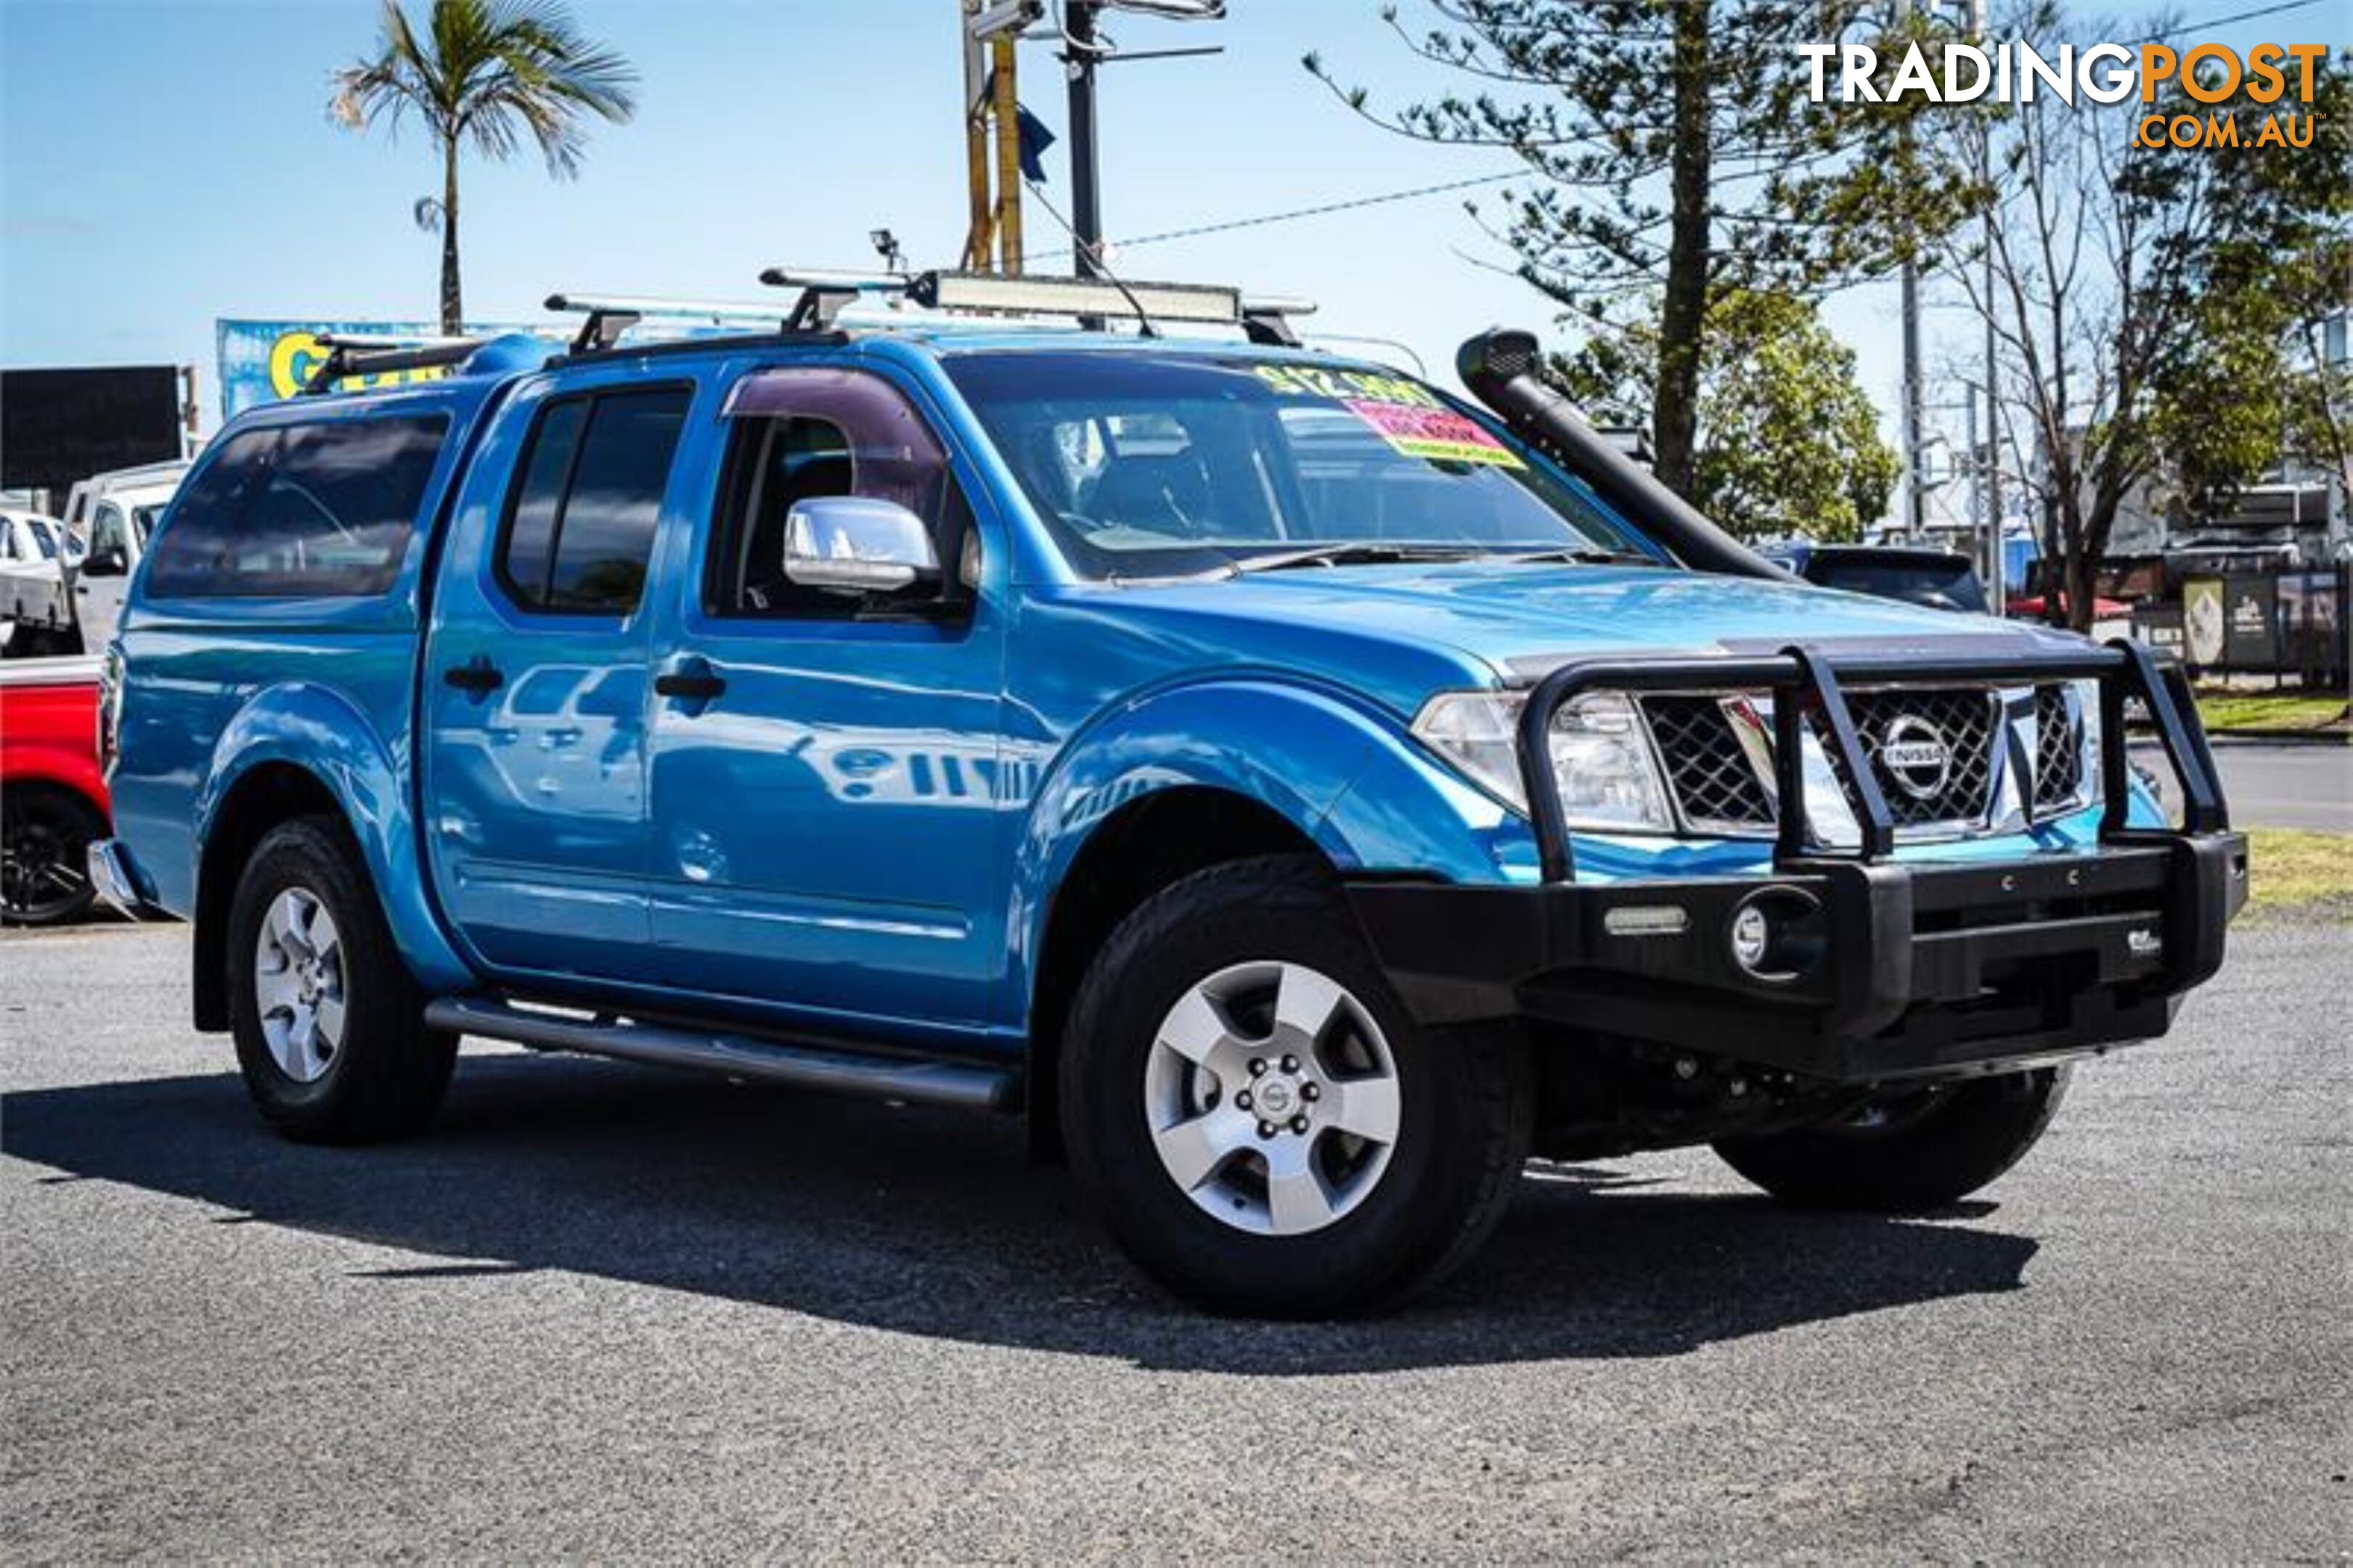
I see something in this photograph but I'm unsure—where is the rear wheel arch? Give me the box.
[1024,785,1335,1155]
[192,763,348,1031]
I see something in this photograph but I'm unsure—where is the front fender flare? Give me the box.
[199,684,473,992]
[1005,678,1512,1024]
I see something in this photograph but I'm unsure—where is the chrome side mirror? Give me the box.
[783,496,940,596]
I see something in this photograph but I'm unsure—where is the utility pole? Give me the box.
[991,33,1024,271]
[1065,0,1104,278]
[961,3,994,270]
[1973,0,2003,611]
[960,0,1035,274]
[1898,0,1926,545]
[963,2,1221,282]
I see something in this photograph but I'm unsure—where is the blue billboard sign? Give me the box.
[216,318,542,420]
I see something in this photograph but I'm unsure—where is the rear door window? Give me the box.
[497,388,689,615]
[143,415,449,597]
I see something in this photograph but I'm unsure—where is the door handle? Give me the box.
[655,669,727,701]
[444,659,505,694]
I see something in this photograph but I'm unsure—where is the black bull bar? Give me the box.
[1347,638,2246,1084]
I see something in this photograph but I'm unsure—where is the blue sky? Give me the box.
[0,0,2315,484]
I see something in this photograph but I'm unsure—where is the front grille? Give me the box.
[1642,686,2007,838]
[1826,688,2000,828]
[2033,684,2084,809]
[1642,695,1774,828]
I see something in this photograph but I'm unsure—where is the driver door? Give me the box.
[643,365,1009,1029]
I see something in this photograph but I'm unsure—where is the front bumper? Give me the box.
[1351,833,2248,1084]
[1354,636,2247,1086]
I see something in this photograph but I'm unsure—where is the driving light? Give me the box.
[1604,905,1689,937]
[911,270,1242,326]
[1410,690,1673,832]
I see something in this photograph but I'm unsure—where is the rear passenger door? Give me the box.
[422,379,693,984]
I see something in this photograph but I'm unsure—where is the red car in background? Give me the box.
[1,657,108,925]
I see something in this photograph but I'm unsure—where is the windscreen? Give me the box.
[944,353,1660,579]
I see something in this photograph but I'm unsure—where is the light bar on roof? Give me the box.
[910,270,1242,326]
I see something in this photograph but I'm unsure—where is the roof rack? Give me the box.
[542,293,798,354]
[1240,294,1318,347]
[301,334,485,395]
[754,266,1317,340]
[754,268,910,331]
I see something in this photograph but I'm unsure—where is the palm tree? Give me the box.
[331,0,637,334]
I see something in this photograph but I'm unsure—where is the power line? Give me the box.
[2144,0,2333,38]
[1028,169,1522,261]
[1029,0,2331,260]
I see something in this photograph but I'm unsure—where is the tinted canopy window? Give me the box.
[144,415,448,597]
[498,388,688,614]
[1806,554,1989,613]
[944,352,1657,579]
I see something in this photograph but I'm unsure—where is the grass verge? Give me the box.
[2242,828,2353,923]
[2195,690,2349,735]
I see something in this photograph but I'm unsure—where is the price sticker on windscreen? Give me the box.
[1343,400,1526,469]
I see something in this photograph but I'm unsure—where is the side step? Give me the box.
[423,996,1021,1113]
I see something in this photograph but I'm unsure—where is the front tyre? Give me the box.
[1713,1066,2071,1212]
[1060,856,1530,1317]
[227,816,455,1143]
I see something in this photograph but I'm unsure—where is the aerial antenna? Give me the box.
[1021,176,1160,338]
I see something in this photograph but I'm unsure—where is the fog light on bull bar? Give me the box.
[1730,905,1772,971]
[1725,888,1824,984]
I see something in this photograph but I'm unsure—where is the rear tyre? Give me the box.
[227,815,455,1143]
[1713,1066,2070,1212]
[1060,855,1531,1317]
[1,783,103,926]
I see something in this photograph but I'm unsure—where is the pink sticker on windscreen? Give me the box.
[1342,400,1526,467]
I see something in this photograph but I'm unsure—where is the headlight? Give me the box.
[1411,690,1675,832]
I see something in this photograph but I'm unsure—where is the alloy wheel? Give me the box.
[254,887,347,1083]
[1143,960,1402,1236]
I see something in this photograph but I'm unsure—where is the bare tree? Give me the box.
[1942,9,2217,630]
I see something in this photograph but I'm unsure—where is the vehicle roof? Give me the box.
[91,481,179,507]
[290,324,1416,419]
[1806,544,1977,567]
[80,457,191,489]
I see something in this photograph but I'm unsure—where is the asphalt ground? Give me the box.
[4,918,2347,1562]
[2196,738,2353,833]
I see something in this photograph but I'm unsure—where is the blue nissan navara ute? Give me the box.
[91,272,2246,1315]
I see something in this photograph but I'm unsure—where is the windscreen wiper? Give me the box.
[1228,543,1487,575]
[1491,545,1665,568]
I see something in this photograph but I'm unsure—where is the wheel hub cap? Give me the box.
[254,887,346,1085]
[1143,960,1403,1238]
